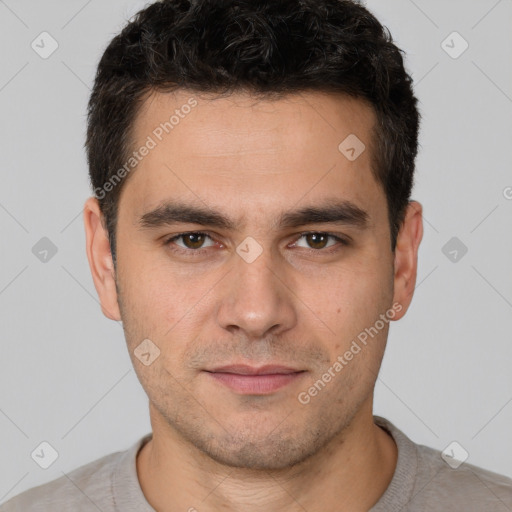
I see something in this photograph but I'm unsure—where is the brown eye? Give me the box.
[293,232,345,251]
[181,233,207,249]
[304,233,330,249]
[165,232,216,253]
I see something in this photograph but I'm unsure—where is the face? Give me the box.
[85,90,422,470]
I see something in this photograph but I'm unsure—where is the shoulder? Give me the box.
[412,443,512,510]
[0,447,128,512]
[374,415,512,511]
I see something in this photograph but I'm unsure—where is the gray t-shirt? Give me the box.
[1,415,511,511]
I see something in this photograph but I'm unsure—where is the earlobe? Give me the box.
[83,196,122,321]
[391,201,423,321]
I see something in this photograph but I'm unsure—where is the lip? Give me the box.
[204,364,306,394]
[207,364,301,375]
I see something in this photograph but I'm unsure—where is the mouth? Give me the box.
[203,364,306,395]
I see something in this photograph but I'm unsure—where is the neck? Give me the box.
[136,399,397,512]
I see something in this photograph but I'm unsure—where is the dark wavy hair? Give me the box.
[86,0,420,267]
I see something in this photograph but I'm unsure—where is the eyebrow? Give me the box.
[137,198,369,232]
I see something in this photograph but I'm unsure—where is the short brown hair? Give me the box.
[86,0,420,266]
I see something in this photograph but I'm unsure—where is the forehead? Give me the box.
[119,89,386,228]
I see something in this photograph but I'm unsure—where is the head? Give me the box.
[84,0,423,470]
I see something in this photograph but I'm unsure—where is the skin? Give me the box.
[84,90,423,512]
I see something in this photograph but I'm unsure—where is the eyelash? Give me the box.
[163,231,350,256]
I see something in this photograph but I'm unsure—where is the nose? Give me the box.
[215,245,298,339]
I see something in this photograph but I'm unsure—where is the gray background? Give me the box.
[1,0,511,503]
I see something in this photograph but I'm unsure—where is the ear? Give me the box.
[83,196,121,321]
[391,201,423,320]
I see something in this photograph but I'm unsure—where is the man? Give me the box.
[2,0,511,511]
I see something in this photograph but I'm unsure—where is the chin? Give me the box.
[190,425,331,470]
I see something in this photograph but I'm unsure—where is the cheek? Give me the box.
[118,260,224,375]
[119,254,198,328]
[318,263,393,342]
